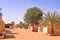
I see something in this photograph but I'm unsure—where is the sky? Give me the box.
[0,0,60,24]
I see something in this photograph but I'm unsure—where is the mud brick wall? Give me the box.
[32,26,38,32]
[9,24,15,29]
[48,27,51,34]
[32,24,39,32]
[0,20,5,32]
[54,27,60,35]
[48,27,60,35]
[0,16,2,21]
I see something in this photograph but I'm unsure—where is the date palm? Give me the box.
[43,11,59,35]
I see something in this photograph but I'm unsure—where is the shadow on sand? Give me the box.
[4,30,18,39]
[47,34,60,37]
[5,30,18,34]
[4,34,15,39]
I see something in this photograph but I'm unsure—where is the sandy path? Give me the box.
[2,28,60,40]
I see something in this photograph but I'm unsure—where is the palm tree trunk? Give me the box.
[51,23,54,35]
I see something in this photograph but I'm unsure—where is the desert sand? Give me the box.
[1,28,60,40]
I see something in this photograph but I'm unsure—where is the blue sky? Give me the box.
[0,0,60,24]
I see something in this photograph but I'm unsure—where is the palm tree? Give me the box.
[43,11,59,35]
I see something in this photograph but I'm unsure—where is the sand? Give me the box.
[2,28,60,40]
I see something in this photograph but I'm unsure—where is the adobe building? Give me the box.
[5,21,15,29]
[28,22,60,35]
[5,23,15,29]
[28,23,39,32]
[0,8,5,39]
[0,8,5,32]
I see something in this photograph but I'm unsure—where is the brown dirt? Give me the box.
[2,28,60,40]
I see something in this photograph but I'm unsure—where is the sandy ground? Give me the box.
[0,28,60,40]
